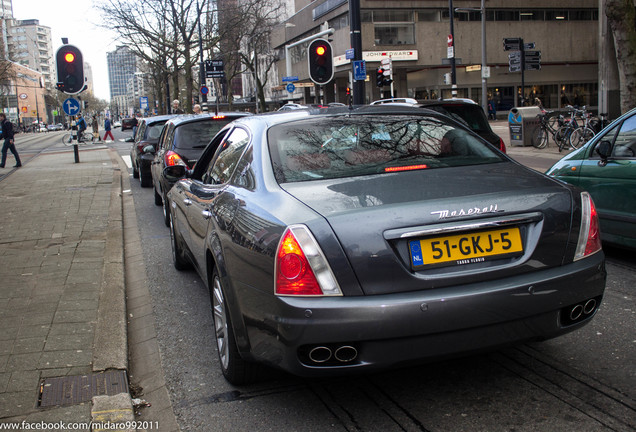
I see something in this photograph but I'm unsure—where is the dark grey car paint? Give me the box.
[167,109,606,377]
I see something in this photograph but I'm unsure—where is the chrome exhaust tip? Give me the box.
[334,345,358,362]
[308,346,332,363]
[570,304,584,321]
[583,299,597,315]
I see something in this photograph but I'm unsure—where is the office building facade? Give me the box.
[271,0,612,114]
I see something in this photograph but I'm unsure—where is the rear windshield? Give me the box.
[174,119,231,150]
[268,115,504,183]
[145,121,168,140]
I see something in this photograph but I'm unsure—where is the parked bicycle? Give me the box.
[61,130,102,146]
[568,106,596,149]
[531,110,564,149]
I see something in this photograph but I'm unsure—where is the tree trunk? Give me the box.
[605,0,636,113]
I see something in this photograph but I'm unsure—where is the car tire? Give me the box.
[154,187,162,206]
[211,268,258,385]
[140,169,152,188]
[163,194,171,227]
[169,212,189,271]
[132,163,139,179]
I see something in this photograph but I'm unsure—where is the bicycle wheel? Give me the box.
[61,133,74,146]
[569,127,595,149]
[554,127,570,152]
[531,126,548,149]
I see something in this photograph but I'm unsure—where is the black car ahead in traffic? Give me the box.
[372,98,506,153]
[121,117,138,131]
[151,113,251,226]
[130,114,176,187]
[164,105,606,385]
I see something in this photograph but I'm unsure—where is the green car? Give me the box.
[546,107,636,249]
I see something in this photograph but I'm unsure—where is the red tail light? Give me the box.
[499,137,507,153]
[275,225,342,297]
[165,150,185,167]
[574,192,602,260]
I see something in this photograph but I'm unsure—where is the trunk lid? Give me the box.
[281,162,575,295]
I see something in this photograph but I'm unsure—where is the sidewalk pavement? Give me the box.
[0,148,134,430]
[489,119,568,168]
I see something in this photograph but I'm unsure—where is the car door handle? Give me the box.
[183,198,192,206]
[202,210,212,219]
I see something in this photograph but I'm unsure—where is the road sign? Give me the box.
[62,98,81,116]
[525,51,541,61]
[447,34,453,47]
[508,51,521,62]
[353,60,367,81]
[205,60,225,78]
[524,42,536,50]
[286,83,296,93]
[447,46,454,58]
[200,85,209,95]
[140,96,149,110]
[503,38,522,51]
[525,63,542,71]
[19,93,27,100]
[482,66,491,78]
[345,48,354,60]
[282,76,299,82]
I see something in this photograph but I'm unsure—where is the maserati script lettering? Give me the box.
[431,204,500,220]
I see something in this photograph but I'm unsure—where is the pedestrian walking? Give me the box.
[103,116,114,142]
[92,115,99,140]
[0,113,22,168]
[487,98,497,120]
[172,99,184,114]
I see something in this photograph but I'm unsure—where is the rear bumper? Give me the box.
[236,252,606,377]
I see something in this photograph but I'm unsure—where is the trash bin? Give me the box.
[508,106,542,147]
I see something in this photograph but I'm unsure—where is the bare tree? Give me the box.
[605,0,636,113]
[218,0,284,112]
[97,0,218,113]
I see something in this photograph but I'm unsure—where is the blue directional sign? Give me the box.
[353,60,366,81]
[345,48,354,60]
[282,76,299,82]
[286,83,296,93]
[63,98,81,116]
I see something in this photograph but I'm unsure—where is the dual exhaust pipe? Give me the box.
[308,345,358,364]
[562,297,599,326]
[569,298,597,321]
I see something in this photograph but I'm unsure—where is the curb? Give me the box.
[90,149,135,430]
[117,151,181,430]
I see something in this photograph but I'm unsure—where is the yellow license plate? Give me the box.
[409,227,523,268]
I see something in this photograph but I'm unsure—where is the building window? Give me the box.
[374,25,415,45]
[371,10,415,45]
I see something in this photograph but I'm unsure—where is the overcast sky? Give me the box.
[13,0,119,101]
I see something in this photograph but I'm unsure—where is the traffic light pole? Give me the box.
[449,0,457,97]
[349,0,365,105]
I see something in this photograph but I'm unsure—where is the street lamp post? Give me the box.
[456,0,487,113]
[196,0,208,112]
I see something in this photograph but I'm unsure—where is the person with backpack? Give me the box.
[0,113,21,168]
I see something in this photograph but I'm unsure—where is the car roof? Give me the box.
[139,114,178,125]
[165,112,252,127]
[229,105,464,131]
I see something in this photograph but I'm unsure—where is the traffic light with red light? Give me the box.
[56,45,85,94]
[376,68,384,87]
[307,39,333,85]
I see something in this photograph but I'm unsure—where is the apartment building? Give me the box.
[5,19,55,87]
